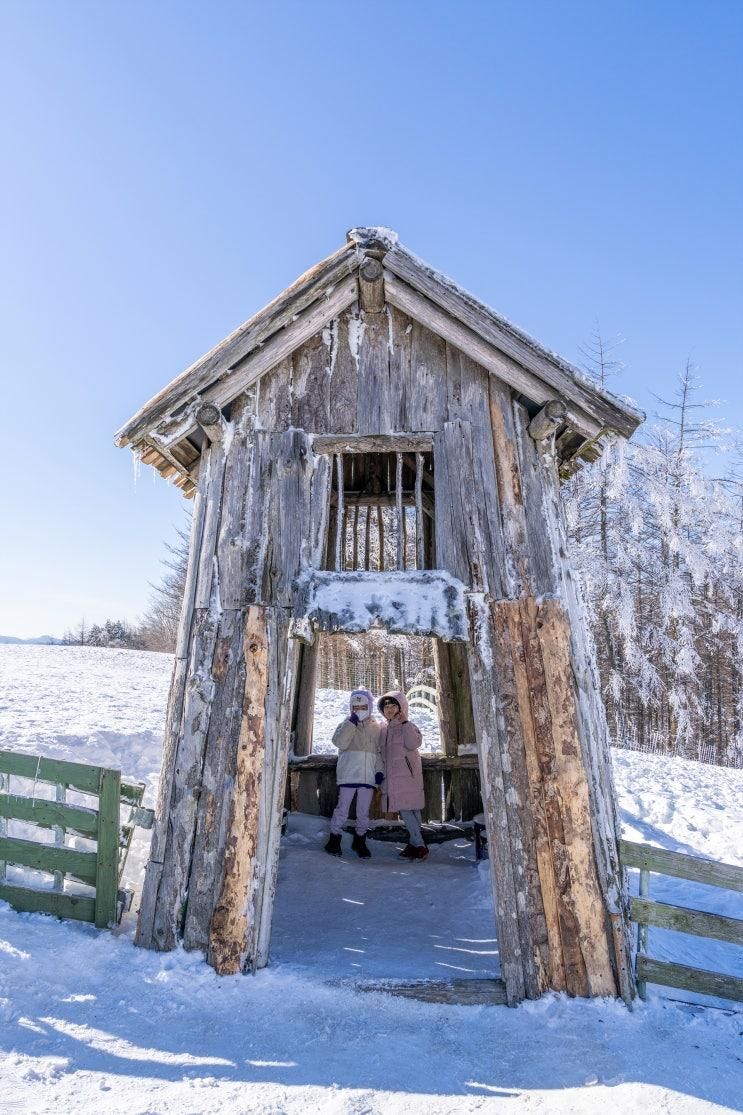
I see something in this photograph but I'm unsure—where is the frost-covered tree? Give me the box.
[564,355,742,767]
[137,524,190,652]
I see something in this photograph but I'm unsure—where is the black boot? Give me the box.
[324,832,342,856]
[352,833,371,858]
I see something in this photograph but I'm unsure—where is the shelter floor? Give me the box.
[269,812,500,980]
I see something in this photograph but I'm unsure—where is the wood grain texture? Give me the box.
[383,246,641,437]
[356,309,394,434]
[636,956,743,1003]
[0,882,96,922]
[94,766,121,928]
[512,401,634,997]
[256,356,292,429]
[329,308,360,434]
[208,605,269,975]
[620,840,743,892]
[631,897,743,945]
[353,978,508,1006]
[0,793,98,838]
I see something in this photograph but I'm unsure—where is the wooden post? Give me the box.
[435,405,627,1003]
[512,397,634,999]
[638,868,649,1000]
[364,505,371,570]
[335,454,344,571]
[136,427,228,951]
[415,452,425,569]
[208,606,269,975]
[53,783,65,892]
[293,641,319,756]
[358,257,385,313]
[395,452,404,570]
[95,767,121,929]
[0,772,7,882]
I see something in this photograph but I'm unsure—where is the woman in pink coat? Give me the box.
[377,690,428,860]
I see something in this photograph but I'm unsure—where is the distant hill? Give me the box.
[0,635,63,645]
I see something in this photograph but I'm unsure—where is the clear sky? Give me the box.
[1,0,741,639]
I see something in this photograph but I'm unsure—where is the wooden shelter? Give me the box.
[116,227,643,1004]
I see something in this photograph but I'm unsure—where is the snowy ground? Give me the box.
[1,645,742,1113]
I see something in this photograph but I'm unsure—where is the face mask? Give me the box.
[351,702,370,721]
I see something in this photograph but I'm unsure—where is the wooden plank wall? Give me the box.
[254,303,491,438]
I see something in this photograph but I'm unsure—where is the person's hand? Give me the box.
[375,772,384,785]
[349,713,360,726]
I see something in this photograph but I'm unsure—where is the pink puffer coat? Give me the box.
[377,690,425,812]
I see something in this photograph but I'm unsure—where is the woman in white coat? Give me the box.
[325,688,383,858]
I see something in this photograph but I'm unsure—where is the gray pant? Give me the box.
[330,786,374,836]
[399,809,425,847]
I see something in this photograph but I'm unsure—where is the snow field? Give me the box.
[0,645,742,1113]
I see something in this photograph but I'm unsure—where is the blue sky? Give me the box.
[1,0,741,638]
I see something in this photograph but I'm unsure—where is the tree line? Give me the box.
[564,338,742,768]
[62,529,189,652]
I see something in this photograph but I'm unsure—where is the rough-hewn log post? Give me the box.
[512,399,634,1002]
[435,399,629,1004]
[136,414,229,951]
[208,605,269,974]
[293,641,319,756]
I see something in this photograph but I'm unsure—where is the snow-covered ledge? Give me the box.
[294,569,468,641]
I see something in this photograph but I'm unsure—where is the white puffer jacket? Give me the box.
[332,717,383,787]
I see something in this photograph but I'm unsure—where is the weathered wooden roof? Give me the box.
[115,226,644,495]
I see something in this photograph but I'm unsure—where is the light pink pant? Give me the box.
[330,786,374,836]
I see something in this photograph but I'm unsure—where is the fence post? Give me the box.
[0,772,6,882]
[637,867,649,1000]
[95,767,121,928]
[53,783,65,891]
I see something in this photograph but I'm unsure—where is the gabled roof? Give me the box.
[115,226,644,494]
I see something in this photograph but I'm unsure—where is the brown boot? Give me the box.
[411,845,429,861]
[399,844,417,859]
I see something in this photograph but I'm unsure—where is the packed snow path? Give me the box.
[273,813,498,980]
[1,645,742,1113]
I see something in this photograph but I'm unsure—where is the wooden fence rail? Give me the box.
[619,838,743,1005]
[0,749,153,928]
[287,753,481,822]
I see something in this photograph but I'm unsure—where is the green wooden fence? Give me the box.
[620,838,743,1005]
[0,750,153,928]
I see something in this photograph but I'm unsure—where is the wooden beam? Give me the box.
[528,399,567,441]
[631,897,743,945]
[636,956,743,1004]
[384,271,603,441]
[287,753,480,771]
[383,245,643,438]
[620,840,743,892]
[115,242,358,448]
[313,433,434,455]
[196,403,228,443]
[358,257,385,313]
[152,275,358,449]
[352,978,508,1006]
